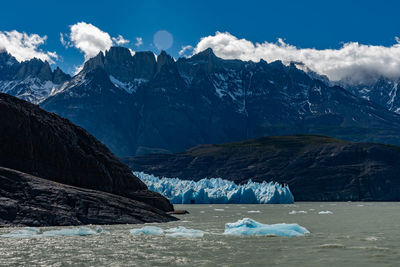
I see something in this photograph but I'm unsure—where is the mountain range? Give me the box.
[2,47,400,156]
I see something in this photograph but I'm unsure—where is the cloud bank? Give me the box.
[0,30,58,63]
[66,22,130,61]
[193,32,400,84]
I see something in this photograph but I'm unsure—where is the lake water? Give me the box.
[1,202,400,266]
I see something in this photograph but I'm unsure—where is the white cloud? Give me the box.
[135,37,143,47]
[112,35,129,45]
[68,22,113,61]
[0,30,58,63]
[67,22,130,61]
[179,45,193,56]
[193,31,400,84]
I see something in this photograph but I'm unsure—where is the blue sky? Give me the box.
[1,0,400,78]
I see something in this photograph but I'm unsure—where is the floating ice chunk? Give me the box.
[223,218,310,237]
[130,226,164,235]
[0,227,40,238]
[165,226,205,238]
[42,227,98,237]
[214,209,224,211]
[318,211,333,215]
[1,227,104,238]
[289,210,307,214]
[134,172,294,204]
[247,210,261,214]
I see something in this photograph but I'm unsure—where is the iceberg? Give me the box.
[289,210,307,214]
[0,227,40,238]
[134,172,294,204]
[223,218,310,237]
[318,211,333,215]
[165,226,206,238]
[130,226,164,235]
[42,227,103,237]
[1,226,106,238]
[129,226,205,238]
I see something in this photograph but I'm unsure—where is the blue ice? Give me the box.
[0,227,40,238]
[1,226,106,238]
[165,226,205,238]
[134,172,294,204]
[130,226,164,235]
[223,218,310,237]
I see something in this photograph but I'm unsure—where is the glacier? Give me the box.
[223,218,310,237]
[134,172,294,204]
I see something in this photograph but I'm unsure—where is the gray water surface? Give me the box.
[1,202,400,266]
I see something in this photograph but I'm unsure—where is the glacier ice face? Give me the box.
[1,227,106,238]
[165,226,206,238]
[134,172,294,204]
[130,226,164,235]
[223,218,310,237]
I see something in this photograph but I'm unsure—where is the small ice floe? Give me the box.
[289,210,307,215]
[42,227,102,236]
[129,226,206,238]
[247,210,261,214]
[200,211,205,213]
[214,209,225,211]
[318,211,333,215]
[223,218,309,237]
[165,226,206,238]
[129,226,164,235]
[1,226,106,238]
[0,227,40,238]
[357,204,365,207]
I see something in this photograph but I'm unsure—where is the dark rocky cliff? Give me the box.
[0,92,173,214]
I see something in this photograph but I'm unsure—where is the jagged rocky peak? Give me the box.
[156,50,175,72]
[52,66,71,84]
[15,58,52,81]
[105,46,133,63]
[83,51,105,72]
[191,47,216,61]
[82,47,157,81]
[0,50,18,66]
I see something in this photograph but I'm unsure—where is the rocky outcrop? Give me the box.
[0,167,176,227]
[0,92,173,212]
[123,135,400,201]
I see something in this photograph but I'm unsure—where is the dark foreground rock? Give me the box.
[123,135,400,201]
[0,167,176,227]
[0,92,172,212]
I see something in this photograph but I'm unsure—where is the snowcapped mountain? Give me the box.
[39,47,400,156]
[0,51,70,104]
[344,77,400,113]
[2,47,400,156]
